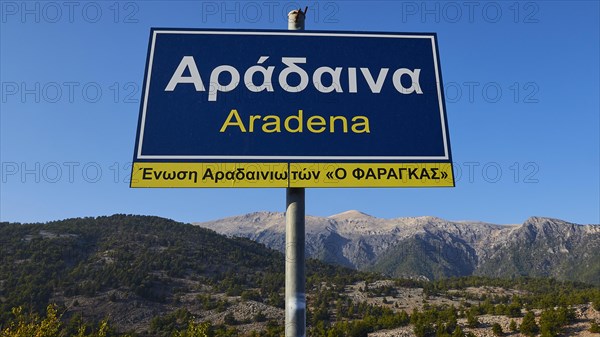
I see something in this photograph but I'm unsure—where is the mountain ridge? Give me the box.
[195,212,600,284]
[2,214,599,336]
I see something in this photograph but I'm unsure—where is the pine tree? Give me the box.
[491,323,503,336]
[520,311,539,337]
[589,321,600,333]
[466,310,479,328]
[539,308,559,337]
[509,319,518,332]
[451,325,465,337]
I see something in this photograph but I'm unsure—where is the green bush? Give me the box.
[491,322,503,336]
[589,321,600,333]
[520,311,539,337]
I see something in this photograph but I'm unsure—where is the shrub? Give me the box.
[520,311,539,337]
[492,322,503,336]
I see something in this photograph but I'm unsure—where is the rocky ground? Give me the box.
[370,305,600,337]
[54,279,600,336]
[360,282,600,337]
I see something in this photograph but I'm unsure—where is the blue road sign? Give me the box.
[131,29,454,187]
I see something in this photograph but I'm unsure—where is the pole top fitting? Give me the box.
[287,7,307,30]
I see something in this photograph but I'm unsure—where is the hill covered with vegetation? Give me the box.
[0,215,367,335]
[197,212,600,285]
[1,215,599,337]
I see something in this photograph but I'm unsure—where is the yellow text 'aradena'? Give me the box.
[131,163,454,188]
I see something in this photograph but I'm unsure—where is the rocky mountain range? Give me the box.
[195,211,600,285]
[2,214,599,336]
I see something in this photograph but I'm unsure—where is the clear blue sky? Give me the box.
[1,1,598,225]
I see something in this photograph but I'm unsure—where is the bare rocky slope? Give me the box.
[195,211,600,284]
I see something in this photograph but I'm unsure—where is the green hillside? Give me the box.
[0,215,365,335]
[1,215,599,337]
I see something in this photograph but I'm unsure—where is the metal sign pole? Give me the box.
[285,187,305,336]
[285,9,307,337]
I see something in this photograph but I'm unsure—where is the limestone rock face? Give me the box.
[195,212,600,284]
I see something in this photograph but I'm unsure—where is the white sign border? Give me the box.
[136,30,450,162]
